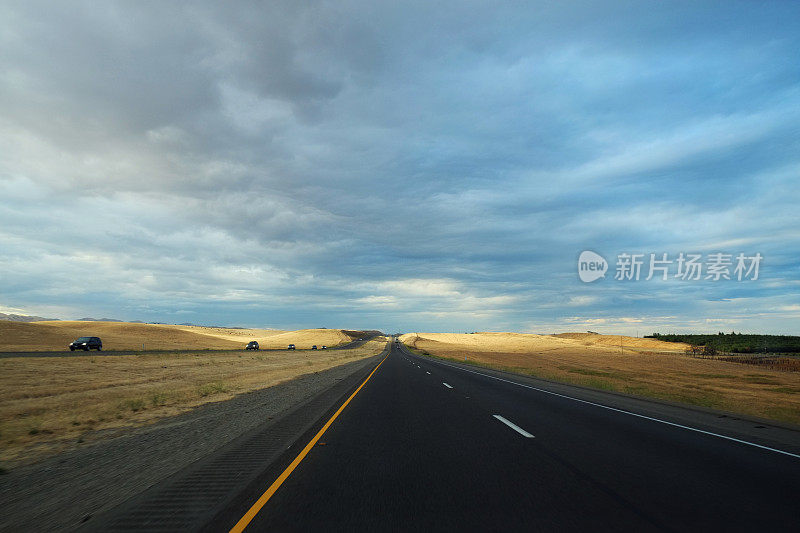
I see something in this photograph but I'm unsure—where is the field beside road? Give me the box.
[400,332,800,425]
[0,320,361,351]
[0,338,387,466]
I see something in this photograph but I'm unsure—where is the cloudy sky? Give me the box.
[1,1,798,334]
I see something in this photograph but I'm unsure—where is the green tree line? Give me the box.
[645,332,800,354]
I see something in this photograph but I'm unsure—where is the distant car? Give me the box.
[287,344,296,350]
[321,345,327,350]
[245,341,259,350]
[69,336,102,351]
[311,345,318,350]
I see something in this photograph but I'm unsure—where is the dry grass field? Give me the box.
[0,320,362,351]
[0,338,387,466]
[400,332,800,426]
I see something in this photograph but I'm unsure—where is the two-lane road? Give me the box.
[214,342,800,532]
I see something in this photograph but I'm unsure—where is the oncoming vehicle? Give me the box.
[321,345,327,350]
[287,344,295,350]
[311,345,317,350]
[69,336,102,351]
[245,341,259,350]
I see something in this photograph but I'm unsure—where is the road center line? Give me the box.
[426,371,431,375]
[493,414,534,438]
[229,354,389,532]
[407,350,800,460]
[443,382,453,388]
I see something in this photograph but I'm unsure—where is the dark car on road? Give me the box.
[287,344,295,350]
[245,341,259,350]
[69,336,102,351]
[311,345,317,350]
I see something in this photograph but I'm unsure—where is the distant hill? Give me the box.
[0,313,59,322]
[78,317,123,322]
[177,322,247,329]
[0,321,361,351]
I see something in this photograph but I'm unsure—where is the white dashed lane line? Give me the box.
[493,415,535,438]
[443,383,453,389]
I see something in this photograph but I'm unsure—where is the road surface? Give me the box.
[91,341,800,531]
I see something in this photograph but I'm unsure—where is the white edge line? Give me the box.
[442,382,453,389]
[494,414,535,438]
[407,350,800,460]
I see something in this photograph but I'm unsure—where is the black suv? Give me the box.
[69,337,102,351]
[245,341,259,350]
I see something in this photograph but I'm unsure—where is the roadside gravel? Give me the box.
[0,354,381,532]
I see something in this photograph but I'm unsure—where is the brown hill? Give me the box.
[0,321,363,351]
[400,331,688,355]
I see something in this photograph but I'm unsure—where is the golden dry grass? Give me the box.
[401,332,800,426]
[165,325,359,349]
[0,320,362,351]
[551,332,690,351]
[0,338,386,466]
[400,332,688,357]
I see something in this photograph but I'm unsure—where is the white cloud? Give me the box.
[566,295,600,307]
[355,295,399,308]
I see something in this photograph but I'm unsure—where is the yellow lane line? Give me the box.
[229,354,389,533]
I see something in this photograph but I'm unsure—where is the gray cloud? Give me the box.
[1,1,799,333]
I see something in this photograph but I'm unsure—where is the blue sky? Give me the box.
[1,1,798,334]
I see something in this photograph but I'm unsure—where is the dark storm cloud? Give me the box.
[1,1,799,333]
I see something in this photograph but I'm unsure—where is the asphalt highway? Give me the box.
[213,341,800,532]
[84,340,800,532]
